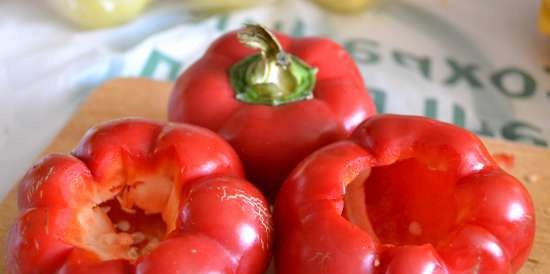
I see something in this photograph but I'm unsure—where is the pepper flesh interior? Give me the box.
[344,157,458,246]
[70,175,178,261]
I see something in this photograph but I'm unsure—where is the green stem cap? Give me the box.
[230,24,318,106]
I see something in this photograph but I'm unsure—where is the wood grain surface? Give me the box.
[1,78,548,273]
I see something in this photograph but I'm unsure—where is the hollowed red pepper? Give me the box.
[275,114,535,274]
[7,118,272,274]
[168,24,375,198]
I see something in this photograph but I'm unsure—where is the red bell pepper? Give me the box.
[7,118,272,274]
[275,114,535,274]
[168,24,376,198]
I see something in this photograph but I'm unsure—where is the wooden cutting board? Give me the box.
[1,78,549,273]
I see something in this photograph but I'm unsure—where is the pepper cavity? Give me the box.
[73,174,177,261]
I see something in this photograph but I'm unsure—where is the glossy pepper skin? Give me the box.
[275,114,535,274]
[7,118,272,274]
[168,29,376,199]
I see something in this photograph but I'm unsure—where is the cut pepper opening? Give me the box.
[69,175,179,261]
[344,157,459,246]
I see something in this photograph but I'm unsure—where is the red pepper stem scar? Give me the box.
[230,23,317,106]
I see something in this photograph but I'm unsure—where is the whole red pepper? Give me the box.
[168,24,375,198]
[275,114,535,274]
[7,118,272,274]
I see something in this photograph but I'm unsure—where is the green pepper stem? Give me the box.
[230,24,317,106]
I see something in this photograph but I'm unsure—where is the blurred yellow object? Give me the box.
[184,0,263,12]
[49,0,151,29]
[312,0,373,13]
[541,0,550,35]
